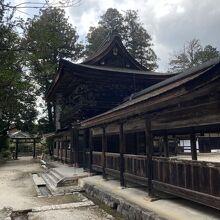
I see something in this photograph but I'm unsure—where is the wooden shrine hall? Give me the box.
[46,33,220,210]
[46,33,173,164]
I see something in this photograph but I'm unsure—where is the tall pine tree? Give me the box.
[23,7,84,131]
[86,8,158,70]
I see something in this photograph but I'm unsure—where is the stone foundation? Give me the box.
[83,183,166,220]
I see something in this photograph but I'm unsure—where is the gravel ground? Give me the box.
[28,206,115,220]
[0,157,120,220]
[0,157,42,210]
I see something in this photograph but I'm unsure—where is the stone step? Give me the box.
[50,169,64,181]
[32,174,46,186]
[47,171,60,183]
[41,173,57,191]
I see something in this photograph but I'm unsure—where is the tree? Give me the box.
[124,10,157,70]
[23,7,84,131]
[194,45,220,64]
[169,39,220,73]
[86,8,125,57]
[86,8,158,70]
[0,1,37,143]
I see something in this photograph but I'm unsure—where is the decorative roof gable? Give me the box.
[83,33,146,70]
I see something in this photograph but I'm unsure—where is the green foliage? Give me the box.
[194,45,220,64]
[0,135,9,150]
[0,1,37,132]
[24,7,84,94]
[123,10,157,70]
[1,149,11,158]
[86,8,158,70]
[23,7,84,131]
[169,39,220,73]
[0,134,10,159]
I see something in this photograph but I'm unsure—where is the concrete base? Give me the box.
[79,175,220,220]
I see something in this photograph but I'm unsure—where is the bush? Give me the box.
[2,150,11,159]
[0,135,9,151]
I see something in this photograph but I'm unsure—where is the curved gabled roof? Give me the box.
[46,58,174,100]
[83,33,147,70]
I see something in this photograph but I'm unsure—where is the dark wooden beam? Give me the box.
[15,139,18,160]
[119,123,125,187]
[70,127,74,165]
[89,129,93,173]
[74,127,79,167]
[65,140,68,163]
[102,126,107,179]
[190,132,197,160]
[33,139,36,159]
[82,129,89,169]
[145,119,153,196]
[164,132,169,157]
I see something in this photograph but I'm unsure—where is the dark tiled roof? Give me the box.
[127,57,220,101]
[72,63,173,76]
[80,57,220,127]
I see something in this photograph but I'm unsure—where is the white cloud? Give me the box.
[10,0,220,71]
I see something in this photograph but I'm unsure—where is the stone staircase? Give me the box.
[41,169,63,189]
[41,168,84,195]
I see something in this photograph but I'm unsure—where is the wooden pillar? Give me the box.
[89,129,93,173]
[145,119,153,196]
[65,139,68,163]
[74,127,79,167]
[190,132,197,160]
[119,123,125,187]
[33,139,36,159]
[83,129,89,169]
[158,137,163,156]
[70,127,74,165]
[164,132,169,157]
[174,136,178,155]
[15,139,18,160]
[57,140,60,159]
[61,138,63,163]
[102,126,107,179]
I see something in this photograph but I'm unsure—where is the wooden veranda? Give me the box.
[78,58,220,210]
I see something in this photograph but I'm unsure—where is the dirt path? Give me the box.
[0,157,120,220]
[0,157,43,210]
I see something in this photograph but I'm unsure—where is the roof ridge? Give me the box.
[83,32,120,63]
[129,57,220,100]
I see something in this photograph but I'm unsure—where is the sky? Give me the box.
[11,0,220,71]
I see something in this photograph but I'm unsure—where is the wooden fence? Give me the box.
[91,151,220,210]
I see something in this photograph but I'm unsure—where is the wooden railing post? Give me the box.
[102,126,107,179]
[70,127,74,165]
[83,129,89,169]
[61,137,63,163]
[89,129,93,173]
[33,139,36,159]
[164,131,169,157]
[65,139,68,163]
[15,139,18,160]
[57,140,59,159]
[190,131,197,160]
[119,122,125,187]
[145,119,153,196]
[74,127,79,167]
